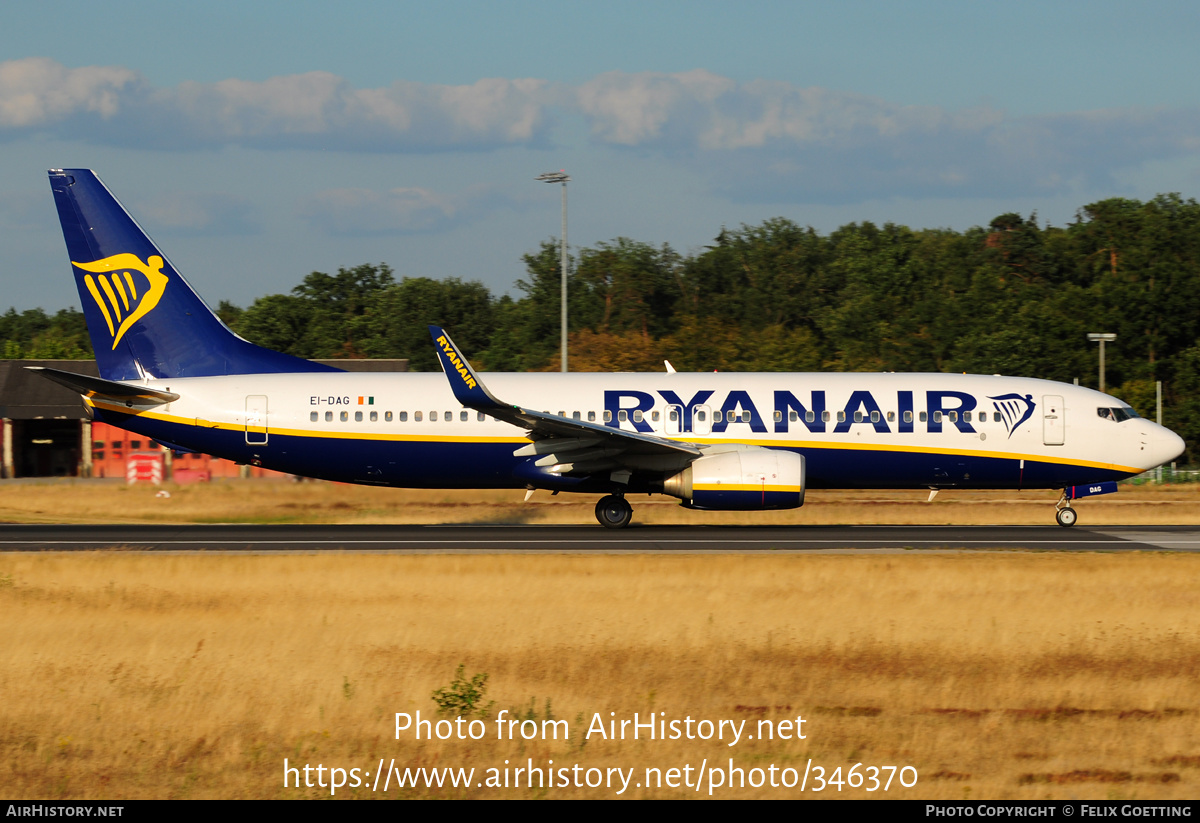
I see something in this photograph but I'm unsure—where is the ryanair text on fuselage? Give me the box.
[604,388,1034,437]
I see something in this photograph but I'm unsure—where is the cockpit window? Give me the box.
[1098,406,1139,422]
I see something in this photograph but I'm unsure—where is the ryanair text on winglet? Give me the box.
[436,335,478,390]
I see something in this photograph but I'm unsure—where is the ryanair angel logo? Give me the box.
[989,393,1036,439]
[73,254,169,350]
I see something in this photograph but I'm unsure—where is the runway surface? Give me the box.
[1,524,1199,552]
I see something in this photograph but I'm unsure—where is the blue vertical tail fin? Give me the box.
[48,169,339,380]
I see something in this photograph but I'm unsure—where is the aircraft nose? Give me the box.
[1151,427,1186,468]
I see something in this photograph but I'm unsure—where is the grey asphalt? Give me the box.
[1,524,1199,552]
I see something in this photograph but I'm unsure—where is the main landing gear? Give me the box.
[1055,491,1077,528]
[595,494,633,529]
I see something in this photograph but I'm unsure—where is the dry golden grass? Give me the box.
[2,552,1200,799]
[2,479,1199,525]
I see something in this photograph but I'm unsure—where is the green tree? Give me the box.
[0,308,92,359]
[359,277,495,370]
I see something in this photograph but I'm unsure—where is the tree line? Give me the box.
[5,193,1200,461]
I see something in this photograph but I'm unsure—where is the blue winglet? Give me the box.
[429,326,507,410]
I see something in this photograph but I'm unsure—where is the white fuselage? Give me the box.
[88,371,1181,492]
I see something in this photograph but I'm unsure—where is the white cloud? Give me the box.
[0,57,141,128]
[0,58,551,151]
[575,71,1200,203]
[575,70,969,151]
[3,59,1199,204]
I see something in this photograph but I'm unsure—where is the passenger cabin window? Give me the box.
[933,411,943,423]
[386,411,394,422]
[919,411,928,423]
[431,411,438,422]
[355,411,363,422]
[787,411,796,422]
[371,411,378,422]
[853,411,864,423]
[651,410,660,422]
[806,411,815,423]
[478,412,485,421]
[741,411,751,423]
[460,411,469,422]
[414,411,423,422]
[696,410,707,422]
[310,412,318,422]
[588,411,597,422]
[948,411,957,423]
[963,411,972,422]
[445,411,452,421]
[903,411,913,423]
[870,411,880,423]
[340,411,348,422]
[633,410,643,423]
[325,411,333,422]
[618,410,628,423]
[603,411,612,422]
[573,411,582,421]
[837,411,846,423]
[821,411,831,423]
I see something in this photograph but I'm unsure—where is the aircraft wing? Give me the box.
[429,326,701,465]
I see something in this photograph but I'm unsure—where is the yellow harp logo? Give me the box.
[73,254,169,350]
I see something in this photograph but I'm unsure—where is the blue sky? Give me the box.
[3,0,1200,310]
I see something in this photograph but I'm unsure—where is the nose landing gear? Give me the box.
[1055,491,1077,527]
[595,494,633,529]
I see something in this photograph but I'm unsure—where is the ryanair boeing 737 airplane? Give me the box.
[32,169,1186,528]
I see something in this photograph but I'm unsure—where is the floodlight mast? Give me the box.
[536,171,570,372]
[1087,333,1117,393]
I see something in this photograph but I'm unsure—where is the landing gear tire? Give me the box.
[1056,506,1077,528]
[596,495,633,529]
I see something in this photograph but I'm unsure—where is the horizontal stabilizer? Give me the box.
[153,439,199,454]
[25,366,179,406]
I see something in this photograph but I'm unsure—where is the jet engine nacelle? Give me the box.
[663,449,805,511]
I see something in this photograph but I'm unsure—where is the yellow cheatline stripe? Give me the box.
[683,436,1140,474]
[83,275,115,336]
[86,399,1143,473]
[89,400,528,445]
